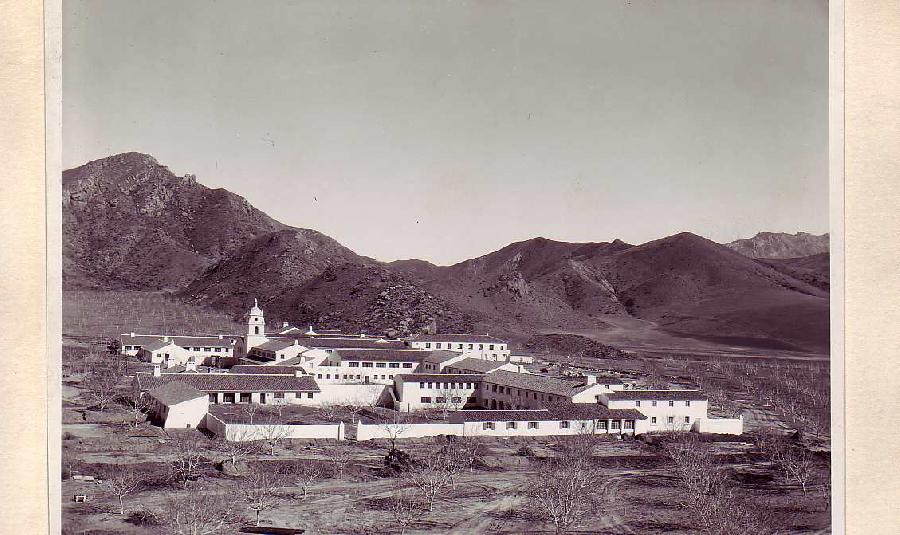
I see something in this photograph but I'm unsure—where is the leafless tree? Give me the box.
[391,488,420,535]
[239,403,262,424]
[125,391,150,427]
[217,431,260,468]
[381,412,411,451]
[258,420,289,456]
[323,445,353,479]
[83,364,121,412]
[100,468,142,515]
[431,387,465,419]
[168,434,206,488]
[404,453,452,512]
[163,492,238,535]
[663,434,727,498]
[287,460,324,499]
[524,456,603,534]
[244,469,282,526]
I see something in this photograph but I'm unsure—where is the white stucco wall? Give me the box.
[691,417,744,435]
[205,414,344,441]
[460,419,639,437]
[603,396,709,432]
[158,396,209,429]
[356,421,464,440]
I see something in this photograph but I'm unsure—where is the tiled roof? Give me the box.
[230,365,307,375]
[447,405,646,423]
[252,339,299,352]
[135,373,320,393]
[484,370,590,397]
[278,355,306,366]
[394,373,484,383]
[421,350,464,364]
[408,333,507,344]
[333,349,430,362]
[141,339,175,352]
[147,381,206,406]
[606,390,707,401]
[119,335,163,347]
[446,358,509,373]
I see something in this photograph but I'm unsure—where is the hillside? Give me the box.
[63,153,830,353]
[725,232,829,259]
[63,152,284,290]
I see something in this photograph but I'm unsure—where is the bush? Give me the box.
[516,445,535,457]
[384,448,413,473]
[125,507,162,527]
[62,432,76,441]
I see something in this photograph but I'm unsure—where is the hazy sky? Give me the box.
[63,0,829,265]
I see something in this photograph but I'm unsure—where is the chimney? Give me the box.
[218,334,224,339]
[185,359,197,372]
[152,363,161,377]
[283,322,289,328]
[130,332,135,338]
[163,336,170,343]
[585,374,597,385]
[294,370,305,377]
[293,339,299,346]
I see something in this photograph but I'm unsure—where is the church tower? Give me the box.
[246,298,268,351]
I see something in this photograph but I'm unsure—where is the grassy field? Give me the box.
[60,291,831,534]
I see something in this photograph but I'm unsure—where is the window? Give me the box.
[389,362,400,368]
[667,416,674,424]
[402,363,413,368]
[597,420,607,430]
[483,422,495,430]
[274,392,284,399]
[458,344,463,349]
[652,401,658,407]
[306,392,314,399]
[506,421,517,429]
[468,344,473,349]
[317,374,322,379]
[685,400,691,406]
[362,362,373,368]
[489,344,494,350]
[223,393,235,403]
[635,400,641,407]
[419,382,426,388]
[479,344,484,350]
[240,393,251,403]
[492,385,497,392]
[421,396,432,403]
[527,421,539,429]
[374,362,385,368]
[560,421,570,429]
[437,343,442,349]
[254,326,259,334]
[427,382,433,389]
[436,397,446,404]
[651,417,657,424]
[425,343,432,349]
[611,420,620,430]
[684,416,690,423]
[533,393,538,400]
[498,386,504,394]
[624,420,634,429]
[208,394,216,403]
[451,397,461,404]
[669,400,674,407]
[348,362,359,367]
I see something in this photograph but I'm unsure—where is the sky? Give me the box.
[63,0,829,265]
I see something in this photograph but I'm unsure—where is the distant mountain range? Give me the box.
[62,153,830,354]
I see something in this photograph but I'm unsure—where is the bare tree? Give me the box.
[125,391,150,428]
[287,460,324,500]
[323,445,353,479]
[163,492,238,535]
[404,453,452,512]
[217,431,260,468]
[239,403,262,425]
[100,468,142,515]
[168,434,206,488]
[381,412,411,452]
[258,420,289,456]
[431,387,465,419]
[244,469,282,526]
[391,488,420,535]
[83,364,121,412]
[525,457,603,534]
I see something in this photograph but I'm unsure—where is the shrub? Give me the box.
[125,507,162,527]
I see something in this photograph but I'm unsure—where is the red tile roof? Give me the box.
[147,382,206,406]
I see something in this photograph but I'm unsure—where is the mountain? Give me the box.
[63,153,830,354]
[63,152,284,290]
[392,233,829,352]
[758,252,830,292]
[725,232,829,259]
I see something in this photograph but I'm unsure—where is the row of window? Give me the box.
[125,345,231,352]
[209,391,315,403]
[487,384,560,403]
[420,396,464,404]
[317,373,397,381]
[418,381,476,390]
[480,420,635,431]
[423,342,504,351]
[650,416,691,424]
[635,400,692,407]
[346,362,414,369]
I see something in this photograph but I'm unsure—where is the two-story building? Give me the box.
[392,373,483,412]
[599,390,709,431]
[134,370,321,406]
[406,334,511,360]
[307,349,428,384]
[479,371,624,410]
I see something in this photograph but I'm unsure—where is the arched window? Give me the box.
[254,326,259,334]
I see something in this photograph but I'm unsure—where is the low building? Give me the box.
[406,334,511,360]
[418,350,469,372]
[600,390,709,431]
[480,370,619,410]
[246,338,308,363]
[135,371,321,406]
[124,333,240,367]
[308,349,428,384]
[145,382,209,429]
[447,403,647,437]
[393,373,483,412]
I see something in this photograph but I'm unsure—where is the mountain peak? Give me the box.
[725,231,829,259]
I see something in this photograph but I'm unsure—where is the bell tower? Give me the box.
[246,298,268,350]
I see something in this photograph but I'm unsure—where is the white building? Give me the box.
[123,333,240,367]
[479,370,622,410]
[145,382,209,429]
[406,334,511,360]
[600,390,709,432]
[448,403,647,437]
[307,349,426,384]
[392,373,483,412]
[444,358,522,375]
[134,370,322,406]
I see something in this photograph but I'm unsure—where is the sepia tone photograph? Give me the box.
[59,1,832,533]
